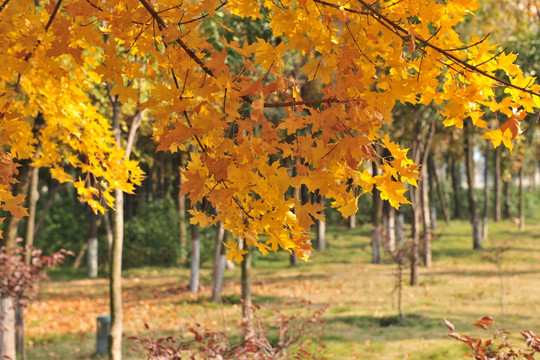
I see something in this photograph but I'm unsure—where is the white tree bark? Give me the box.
[0,296,16,360]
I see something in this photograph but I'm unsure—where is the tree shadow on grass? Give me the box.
[324,313,450,342]
[424,268,540,278]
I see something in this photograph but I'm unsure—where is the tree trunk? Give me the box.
[189,223,200,292]
[1,164,31,360]
[450,156,462,220]
[503,179,511,219]
[240,237,252,335]
[103,213,113,264]
[410,185,420,286]
[72,243,88,269]
[494,146,501,222]
[178,153,188,264]
[371,161,382,264]
[108,103,144,360]
[383,201,395,252]
[519,166,524,231]
[465,122,482,250]
[420,166,432,267]
[429,155,450,224]
[87,209,99,278]
[33,183,58,237]
[109,99,123,360]
[482,142,490,240]
[24,166,39,263]
[316,194,326,251]
[211,221,227,303]
[427,155,437,231]
[0,297,16,360]
[290,157,301,266]
[16,166,39,359]
[348,215,356,229]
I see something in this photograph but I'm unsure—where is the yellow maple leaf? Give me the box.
[224,240,248,263]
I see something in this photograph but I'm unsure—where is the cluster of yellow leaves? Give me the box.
[0,151,27,233]
[0,0,538,260]
[0,0,144,215]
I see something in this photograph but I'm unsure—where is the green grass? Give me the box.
[23,216,540,359]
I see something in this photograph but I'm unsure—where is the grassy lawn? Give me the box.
[25,216,540,359]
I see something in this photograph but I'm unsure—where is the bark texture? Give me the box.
[465,122,482,250]
[211,221,227,303]
[371,161,382,264]
[316,194,326,251]
[494,146,501,222]
[450,156,462,220]
[109,100,124,360]
[189,223,200,292]
[482,142,490,241]
[87,209,99,279]
[177,153,187,264]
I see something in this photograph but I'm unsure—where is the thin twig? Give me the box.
[44,0,64,32]
[352,0,540,97]
[0,0,10,13]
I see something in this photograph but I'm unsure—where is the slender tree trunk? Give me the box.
[290,157,301,266]
[429,156,450,224]
[72,243,88,269]
[519,166,524,231]
[348,215,356,229]
[420,166,432,267]
[503,179,511,219]
[103,213,113,264]
[396,260,405,322]
[494,146,501,222]
[0,297,16,360]
[383,201,395,252]
[240,237,252,336]
[371,161,382,264]
[15,166,39,359]
[427,155,437,231]
[109,100,124,360]
[410,185,420,286]
[465,122,482,250]
[33,183,58,237]
[1,165,31,360]
[189,223,200,292]
[482,142,490,240]
[108,104,144,360]
[87,209,99,278]
[316,194,326,251]
[24,166,39,263]
[178,153,188,264]
[450,156,462,220]
[211,221,227,303]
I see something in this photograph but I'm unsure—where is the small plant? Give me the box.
[0,243,71,360]
[0,244,71,305]
[445,316,540,359]
[483,241,510,316]
[384,238,409,322]
[128,301,328,359]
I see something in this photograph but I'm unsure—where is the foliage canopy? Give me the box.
[0,0,538,260]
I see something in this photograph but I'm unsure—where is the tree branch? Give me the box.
[44,0,64,32]
[124,109,146,158]
[350,0,540,97]
[0,0,10,13]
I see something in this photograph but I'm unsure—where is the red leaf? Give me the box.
[444,318,455,332]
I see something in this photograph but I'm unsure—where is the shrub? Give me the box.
[123,199,181,268]
[446,317,540,359]
[129,302,328,359]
